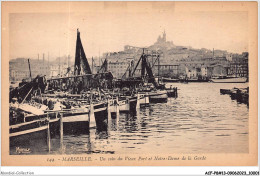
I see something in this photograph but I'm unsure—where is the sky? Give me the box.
[9,2,248,61]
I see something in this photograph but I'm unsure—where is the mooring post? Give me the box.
[145,92,149,105]
[87,105,90,130]
[136,93,140,110]
[107,98,111,119]
[116,96,120,116]
[47,113,51,153]
[60,111,63,153]
[107,98,112,131]
[89,95,95,129]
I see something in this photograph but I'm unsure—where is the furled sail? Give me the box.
[74,29,92,75]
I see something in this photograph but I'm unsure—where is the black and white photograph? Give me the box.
[2,1,258,168]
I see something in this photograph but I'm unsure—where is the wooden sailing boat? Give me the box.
[44,29,110,131]
[129,50,168,103]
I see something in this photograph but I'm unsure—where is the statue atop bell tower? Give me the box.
[162,29,166,42]
[156,30,167,44]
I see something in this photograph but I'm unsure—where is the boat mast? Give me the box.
[158,52,160,84]
[99,50,101,68]
[59,53,61,76]
[151,51,154,68]
[27,59,32,81]
[92,56,94,73]
[235,58,237,77]
[74,29,92,75]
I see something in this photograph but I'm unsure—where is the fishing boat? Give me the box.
[229,87,249,101]
[50,108,90,134]
[9,73,57,149]
[10,116,49,148]
[37,94,108,131]
[92,100,108,131]
[165,87,178,97]
[116,95,137,112]
[9,100,51,148]
[220,88,232,95]
[120,51,169,103]
[162,77,179,83]
[45,29,111,131]
[148,90,168,103]
[211,76,247,83]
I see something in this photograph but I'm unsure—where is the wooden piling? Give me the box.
[60,111,63,152]
[107,98,111,119]
[89,97,95,129]
[116,96,120,116]
[47,113,51,153]
[107,99,111,131]
[145,92,149,105]
[136,93,140,110]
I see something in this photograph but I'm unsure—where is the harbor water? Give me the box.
[13,82,249,154]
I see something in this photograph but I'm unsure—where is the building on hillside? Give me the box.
[49,63,69,78]
[107,59,131,79]
[226,53,233,62]
[212,64,229,76]
[124,45,141,54]
[9,58,50,82]
[228,52,248,78]
[152,64,179,78]
[185,66,198,79]
[201,66,214,78]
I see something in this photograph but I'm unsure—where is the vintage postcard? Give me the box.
[1,1,258,166]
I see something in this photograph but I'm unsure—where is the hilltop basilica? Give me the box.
[157,30,167,43]
[152,30,175,50]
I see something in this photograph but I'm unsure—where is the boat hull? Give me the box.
[211,77,247,83]
[129,96,137,111]
[93,102,108,131]
[220,89,232,95]
[149,90,168,103]
[162,78,179,83]
[10,119,48,150]
[62,113,90,134]
[165,88,178,97]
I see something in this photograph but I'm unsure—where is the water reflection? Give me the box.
[12,83,249,154]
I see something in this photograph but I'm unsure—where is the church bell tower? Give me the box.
[163,30,166,42]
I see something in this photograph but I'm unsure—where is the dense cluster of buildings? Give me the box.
[100,31,248,80]
[9,31,248,82]
[9,55,72,82]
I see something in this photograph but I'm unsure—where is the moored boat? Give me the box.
[211,76,247,83]
[149,90,168,103]
[165,87,178,97]
[10,118,49,148]
[92,100,108,131]
[220,89,232,94]
[162,77,179,83]
[220,87,249,105]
